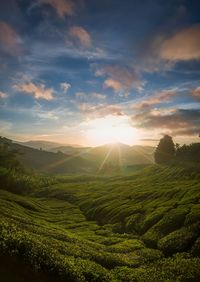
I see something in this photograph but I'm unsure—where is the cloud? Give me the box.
[0,91,9,99]
[0,21,21,56]
[131,90,175,110]
[159,25,200,61]
[39,0,75,18]
[75,92,106,101]
[60,82,71,93]
[37,111,59,120]
[137,25,200,73]
[104,79,124,92]
[75,92,88,100]
[192,86,200,100]
[91,92,106,100]
[95,65,143,94]
[78,103,124,119]
[132,108,200,136]
[14,82,54,100]
[69,26,92,48]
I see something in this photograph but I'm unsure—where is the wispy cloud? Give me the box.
[75,92,106,101]
[68,26,92,48]
[95,65,143,94]
[60,82,71,94]
[0,21,22,56]
[91,92,106,100]
[192,86,200,100]
[78,103,124,119]
[131,90,176,110]
[38,0,75,18]
[14,82,54,100]
[0,91,9,99]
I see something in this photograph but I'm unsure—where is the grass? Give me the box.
[0,164,200,281]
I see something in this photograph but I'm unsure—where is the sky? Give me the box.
[0,0,200,146]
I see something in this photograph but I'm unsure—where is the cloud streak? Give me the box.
[39,0,75,18]
[78,103,124,119]
[192,86,200,100]
[96,65,143,94]
[132,108,200,136]
[14,82,54,100]
[131,90,176,110]
[0,21,21,56]
[0,91,9,99]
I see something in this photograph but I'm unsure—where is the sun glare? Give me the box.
[86,116,139,146]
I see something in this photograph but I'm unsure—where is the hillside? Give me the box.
[0,165,200,281]
[0,137,94,174]
[0,137,154,174]
[17,140,66,151]
[84,143,155,169]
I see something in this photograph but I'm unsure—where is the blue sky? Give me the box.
[0,0,200,146]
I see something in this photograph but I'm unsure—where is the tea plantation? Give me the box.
[0,165,200,281]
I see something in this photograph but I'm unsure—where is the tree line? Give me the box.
[154,135,200,164]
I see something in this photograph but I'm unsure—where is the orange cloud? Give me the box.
[0,21,21,56]
[104,78,124,92]
[69,26,92,47]
[192,86,200,100]
[14,82,54,100]
[39,0,75,18]
[132,90,175,110]
[0,91,8,99]
[96,65,143,93]
[160,25,200,61]
[78,103,124,118]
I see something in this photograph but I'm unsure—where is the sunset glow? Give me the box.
[86,116,139,146]
[0,0,199,146]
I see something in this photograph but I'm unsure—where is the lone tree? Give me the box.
[154,135,175,164]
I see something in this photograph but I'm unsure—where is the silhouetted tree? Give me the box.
[154,135,175,164]
[176,143,200,163]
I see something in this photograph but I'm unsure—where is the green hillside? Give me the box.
[0,137,95,174]
[0,138,154,174]
[0,165,200,281]
[83,143,154,170]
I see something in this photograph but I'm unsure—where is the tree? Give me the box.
[154,135,175,164]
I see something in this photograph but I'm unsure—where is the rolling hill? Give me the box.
[0,137,155,174]
[0,165,200,281]
[0,137,94,174]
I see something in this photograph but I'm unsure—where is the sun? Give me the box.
[85,116,139,146]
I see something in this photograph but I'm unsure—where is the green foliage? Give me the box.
[0,141,22,170]
[0,167,57,195]
[176,143,200,163]
[154,135,175,164]
[0,164,200,281]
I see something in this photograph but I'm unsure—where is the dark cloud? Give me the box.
[132,108,200,136]
[0,21,22,56]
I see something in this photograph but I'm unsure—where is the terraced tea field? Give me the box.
[0,165,200,281]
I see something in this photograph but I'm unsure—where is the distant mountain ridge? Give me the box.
[0,137,155,174]
[0,137,94,174]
